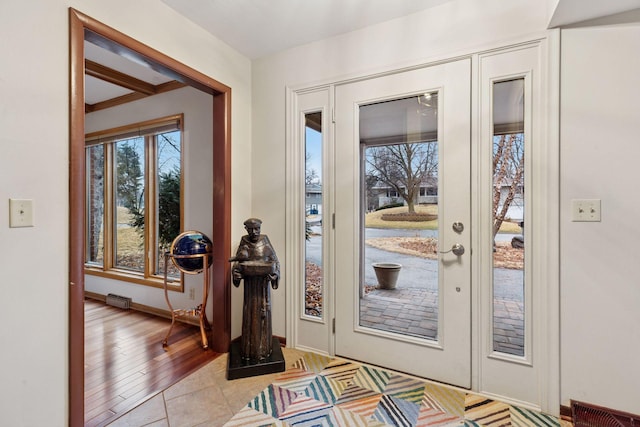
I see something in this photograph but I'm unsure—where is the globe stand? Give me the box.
[162,251,212,349]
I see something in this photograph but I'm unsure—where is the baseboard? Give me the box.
[560,405,573,422]
[85,291,287,345]
[85,290,106,302]
[84,291,198,326]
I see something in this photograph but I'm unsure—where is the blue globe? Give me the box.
[170,231,213,274]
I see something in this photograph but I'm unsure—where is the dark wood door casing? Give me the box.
[69,8,232,426]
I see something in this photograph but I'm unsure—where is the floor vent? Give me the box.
[106,293,132,310]
[572,400,640,427]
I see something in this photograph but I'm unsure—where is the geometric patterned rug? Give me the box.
[223,353,562,427]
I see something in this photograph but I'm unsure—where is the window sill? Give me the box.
[85,266,184,292]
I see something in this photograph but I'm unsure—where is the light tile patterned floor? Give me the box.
[224,353,564,427]
[107,348,309,427]
[109,349,571,427]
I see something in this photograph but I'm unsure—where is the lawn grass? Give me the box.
[116,206,144,254]
[365,204,521,234]
[366,205,438,230]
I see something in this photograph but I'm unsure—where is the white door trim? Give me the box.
[469,34,560,414]
[285,31,560,415]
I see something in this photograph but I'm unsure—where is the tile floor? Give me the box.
[225,353,572,427]
[107,348,308,427]
[108,349,572,427]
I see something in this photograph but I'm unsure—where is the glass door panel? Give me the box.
[305,112,324,318]
[492,79,525,357]
[360,94,439,341]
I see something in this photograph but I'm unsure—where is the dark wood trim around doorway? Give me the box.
[69,8,232,426]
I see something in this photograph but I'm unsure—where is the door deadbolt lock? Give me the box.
[452,221,464,233]
[440,243,465,256]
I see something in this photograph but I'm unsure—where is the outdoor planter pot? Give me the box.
[372,262,402,289]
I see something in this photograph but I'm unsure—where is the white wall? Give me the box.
[254,0,640,415]
[252,0,550,348]
[560,21,640,414]
[84,86,215,318]
[0,0,251,425]
[2,0,637,424]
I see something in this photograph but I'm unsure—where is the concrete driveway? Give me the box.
[306,227,523,300]
[305,227,524,355]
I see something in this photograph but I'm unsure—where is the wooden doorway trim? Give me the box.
[69,8,232,426]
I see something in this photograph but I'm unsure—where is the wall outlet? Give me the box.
[571,199,601,222]
[9,199,34,227]
[189,287,195,300]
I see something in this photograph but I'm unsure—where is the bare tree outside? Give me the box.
[305,152,320,186]
[363,133,522,237]
[366,142,438,213]
[305,152,321,241]
[492,132,524,238]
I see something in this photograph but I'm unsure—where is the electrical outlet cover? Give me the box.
[571,199,601,222]
[9,199,34,227]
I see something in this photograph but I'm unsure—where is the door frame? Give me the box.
[284,87,334,355]
[69,9,233,425]
[286,32,559,414]
[472,40,558,409]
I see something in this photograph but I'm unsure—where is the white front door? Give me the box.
[334,59,472,388]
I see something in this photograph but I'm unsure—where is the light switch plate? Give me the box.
[9,199,34,227]
[571,199,601,222]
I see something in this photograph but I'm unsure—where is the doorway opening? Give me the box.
[69,8,232,426]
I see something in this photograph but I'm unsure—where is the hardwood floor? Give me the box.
[84,298,220,427]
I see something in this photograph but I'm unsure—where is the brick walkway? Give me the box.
[360,288,524,356]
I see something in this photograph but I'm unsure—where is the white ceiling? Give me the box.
[86,0,639,111]
[548,0,640,27]
[160,0,453,59]
[160,0,640,59]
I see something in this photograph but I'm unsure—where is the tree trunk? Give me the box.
[88,148,104,262]
[407,199,416,213]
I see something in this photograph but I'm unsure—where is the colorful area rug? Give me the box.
[223,353,561,426]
